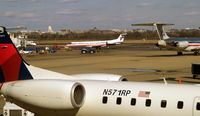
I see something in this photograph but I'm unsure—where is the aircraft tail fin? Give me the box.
[132,23,174,40]
[116,33,127,42]
[0,26,33,83]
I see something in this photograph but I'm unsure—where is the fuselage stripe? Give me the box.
[64,44,107,47]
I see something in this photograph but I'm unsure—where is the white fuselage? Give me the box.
[71,81,200,116]
[64,34,124,48]
[158,40,200,52]
[2,80,200,116]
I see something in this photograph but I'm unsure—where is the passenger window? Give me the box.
[196,102,200,110]
[131,98,136,106]
[146,99,151,107]
[102,96,108,104]
[177,101,184,109]
[116,97,122,105]
[161,100,167,108]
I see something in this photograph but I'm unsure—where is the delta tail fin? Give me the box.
[0,26,33,83]
[132,23,174,40]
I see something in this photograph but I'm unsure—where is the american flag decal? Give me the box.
[138,91,150,98]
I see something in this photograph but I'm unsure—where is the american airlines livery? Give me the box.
[64,33,126,49]
[132,23,200,55]
[1,26,200,116]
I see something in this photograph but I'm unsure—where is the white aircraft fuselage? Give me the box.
[1,81,200,116]
[64,34,126,48]
[132,23,200,55]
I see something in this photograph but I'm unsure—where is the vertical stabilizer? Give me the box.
[0,26,33,83]
[116,33,126,42]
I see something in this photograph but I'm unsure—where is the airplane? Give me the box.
[12,35,36,48]
[64,33,126,50]
[6,26,36,48]
[132,23,200,55]
[1,26,200,116]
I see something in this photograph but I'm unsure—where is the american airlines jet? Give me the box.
[132,23,200,55]
[64,33,126,49]
[1,26,200,116]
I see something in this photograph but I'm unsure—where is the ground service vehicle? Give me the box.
[3,102,34,116]
[81,47,96,54]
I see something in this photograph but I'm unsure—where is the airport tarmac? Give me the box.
[1,41,200,114]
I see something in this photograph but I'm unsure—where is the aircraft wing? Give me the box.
[7,26,26,32]
[132,23,174,26]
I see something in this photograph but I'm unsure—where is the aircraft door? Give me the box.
[193,97,200,116]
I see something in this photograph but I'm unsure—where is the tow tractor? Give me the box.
[81,47,96,54]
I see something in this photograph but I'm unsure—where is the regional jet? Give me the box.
[132,23,200,55]
[1,26,200,116]
[64,33,126,50]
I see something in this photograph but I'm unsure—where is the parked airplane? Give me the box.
[64,33,126,49]
[1,26,200,116]
[132,23,200,55]
[12,35,36,48]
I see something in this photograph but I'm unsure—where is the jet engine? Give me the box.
[156,40,166,47]
[0,80,85,110]
[175,41,189,48]
[70,73,128,81]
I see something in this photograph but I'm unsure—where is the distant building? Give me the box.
[59,29,71,34]
[73,30,88,34]
[124,29,133,33]
[110,29,121,33]
[101,30,115,34]
[48,26,53,33]
[133,29,148,33]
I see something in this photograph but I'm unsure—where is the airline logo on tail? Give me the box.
[0,27,33,83]
[120,36,123,41]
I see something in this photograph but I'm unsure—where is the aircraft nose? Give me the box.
[155,43,159,47]
[157,40,166,46]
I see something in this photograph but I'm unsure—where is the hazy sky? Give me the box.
[1,0,200,31]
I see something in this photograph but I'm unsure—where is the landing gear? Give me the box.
[193,75,197,79]
[95,46,101,52]
[194,51,199,56]
[177,51,183,55]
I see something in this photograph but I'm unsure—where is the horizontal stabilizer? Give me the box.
[132,22,174,40]
[132,23,174,26]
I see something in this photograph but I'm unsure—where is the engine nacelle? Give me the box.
[176,41,189,48]
[70,73,128,81]
[0,80,85,110]
[157,40,166,47]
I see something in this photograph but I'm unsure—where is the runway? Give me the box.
[1,41,200,114]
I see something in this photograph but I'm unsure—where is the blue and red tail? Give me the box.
[0,26,33,83]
